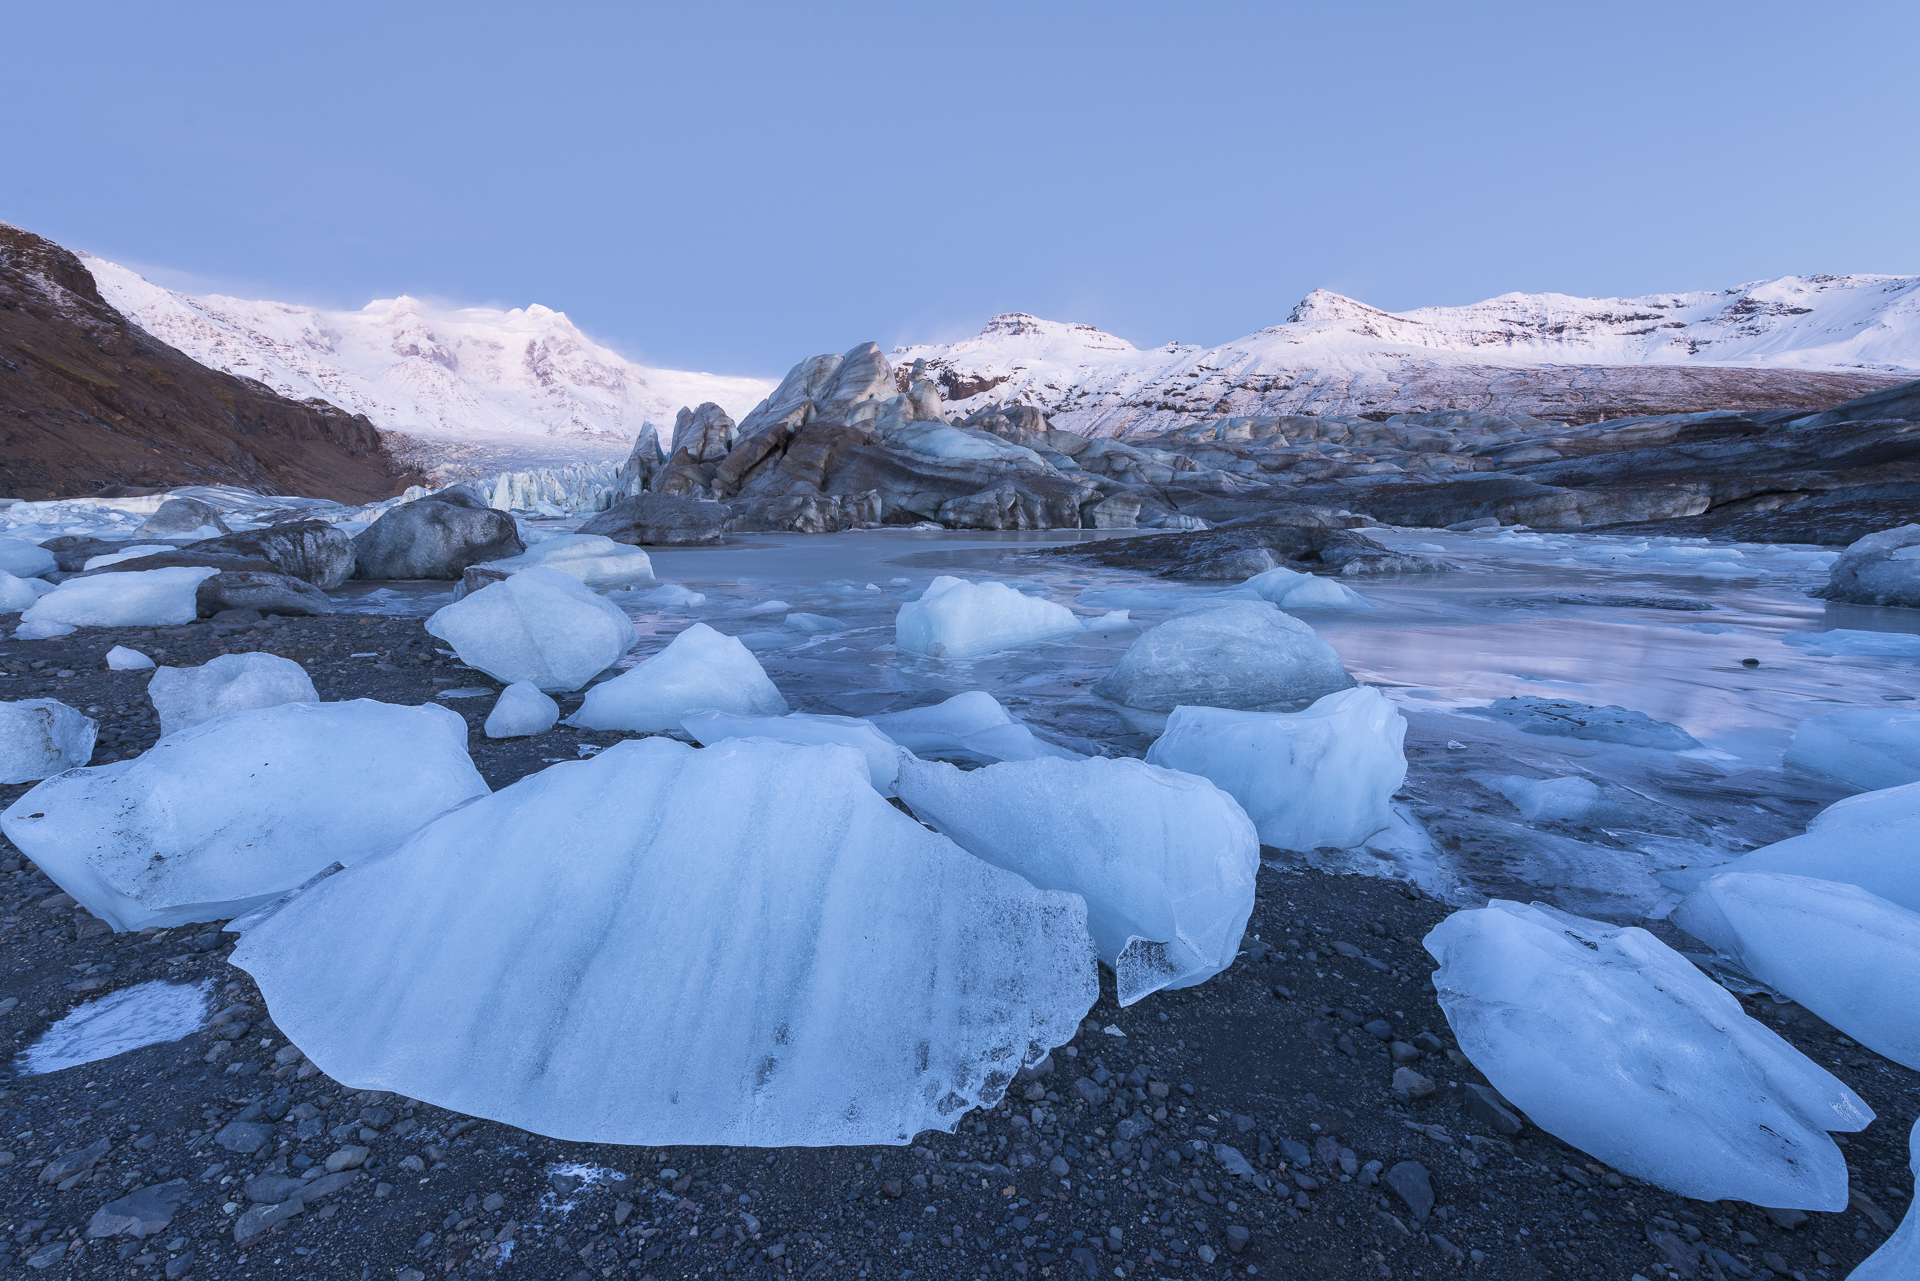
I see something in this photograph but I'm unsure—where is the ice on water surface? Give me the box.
[568,622,788,732]
[896,755,1258,1006]
[231,738,1098,1146]
[0,700,97,784]
[682,710,903,793]
[1674,872,1920,1070]
[1424,900,1871,1209]
[1145,688,1406,852]
[148,652,319,735]
[894,576,1084,659]
[869,691,1081,766]
[1490,775,1602,824]
[16,566,219,639]
[1783,707,1920,792]
[1092,600,1354,712]
[18,980,212,1076]
[0,701,488,931]
[1231,567,1376,611]
[427,565,636,693]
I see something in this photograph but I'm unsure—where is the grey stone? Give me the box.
[1392,1067,1437,1099]
[577,494,727,546]
[25,1240,68,1268]
[1213,1145,1257,1179]
[351,489,523,580]
[214,1122,272,1154]
[1761,1206,1807,1231]
[1279,1139,1311,1166]
[233,1198,304,1244]
[1113,1115,1153,1142]
[1225,1225,1251,1254]
[1384,1160,1434,1223]
[165,1251,194,1279]
[1818,523,1920,608]
[243,1174,307,1204]
[39,1137,110,1184]
[1461,1083,1524,1135]
[184,521,357,588]
[1389,1041,1423,1064]
[86,1180,191,1238]
[196,570,332,618]
[1361,1018,1394,1041]
[324,1146,369,1173]
[1048,1156,1070,1178]
[1071,1077,1109,1107]
[137,498,230,538]
[1411,1031,1448,1055]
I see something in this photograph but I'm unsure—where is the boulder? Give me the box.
[196,570,333,618]
[938,476,1089,530]
[351,489,524,580]
[176,521,356,588]
[726,491,881,534]
[1817,524,1920,609]
[577,494,728,546]
[135,497,230,537]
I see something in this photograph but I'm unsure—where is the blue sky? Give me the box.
[4,1,1914,377]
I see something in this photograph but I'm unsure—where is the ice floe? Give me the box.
[1092,601,1354,712]
[869,691,1081,766]
[682,710,903,794]
[148,653,319,735]
[894,576,1083,660]
[427,566,635,693]
[567,623,787,732]
[1783,707,1920,792]
[16,566,219,639]
[17,980,212,1076]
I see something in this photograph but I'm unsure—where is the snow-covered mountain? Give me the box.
[895,276,1920,436]
[83,255,775,460]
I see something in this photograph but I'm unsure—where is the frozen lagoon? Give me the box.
[335,523,1920,921]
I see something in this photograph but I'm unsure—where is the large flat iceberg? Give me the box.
[567,623,787,731]
[1673,871,1920,1070]
[426,565,635,693]
[0,701,488,931]
[1424,900,1871,1209]
[16,566,219,639]
[1145,687,1406,850]
[1092,601,1354,712]
[894,576,1083,660]
[230,738,1098,1147]
[896,755,1257,1005]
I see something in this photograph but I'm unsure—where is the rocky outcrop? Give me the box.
[726,491,881,535]
[578,494,727,545]
[652,404,739,496]
[68,520,357,589]
[351,489,524,580]
[0,222,418,502]
[1816,524,1920,609]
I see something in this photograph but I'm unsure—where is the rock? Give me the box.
[1389,1040,1422,1063]
[165,1250,194,1278]
[726,491,880,534]
[1384,1160,1434,1223]
[39,1137,110,1184]
[1048,1156,1070,1177]
[214,1122,271,1154]
[195,570,333,617]
[577,494,728,546]
[1818,523,1920,608]
[325,1146,369,1173]
[175,522,356,589]
[87,1180,191,1238]
[137,498,230,538]
[937,477,1088,530]
[1225,1225,1251,1254]
[1762,1206,1807,1231]
[1461,1082,1525,1134]
[352,490,524,580]
[243,1173,306,1204]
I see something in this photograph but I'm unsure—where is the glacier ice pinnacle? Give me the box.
[231,738,1098,1146]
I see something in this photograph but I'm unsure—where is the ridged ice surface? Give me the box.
[897,755,1257,1006]
[0,701,487,931]
[231,738,1098,1146]
[1426,900,1871,1209]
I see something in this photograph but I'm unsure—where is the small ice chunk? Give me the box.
[1783,707,1920,791]
[0,700,488,931]
[1091,601,1354,712]
[229,737,1097,1146]
[1724,782,1920,912]
[484,681,560,739]
[1079,609,1134,633]
[148,652,319,735]
[1235,567,1376,611]
[1424,900,1871,1208]
[897,755,1258,1005]
[783,612,841,633]
[641,583,707,608]
[1783,630,1920,657]
[16,566,219,638]
[567,622,787,732]
[1674,872,1920,1070]
[1144,687,1406,851]
[18,980,211,1076]
[0,700,98,784]
[426,565,636,693]
[894,576,1083,660]
[870,691,1081,765]
[80,544,175,571]
[1491,775,1602,824]
[0,538,56,579]
[0,572,41,613]
[1850,1118,1919,1280]
[746,600,792,615]
[104,645,154,671]
[470,534,655,587]
[683,710,902,794]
